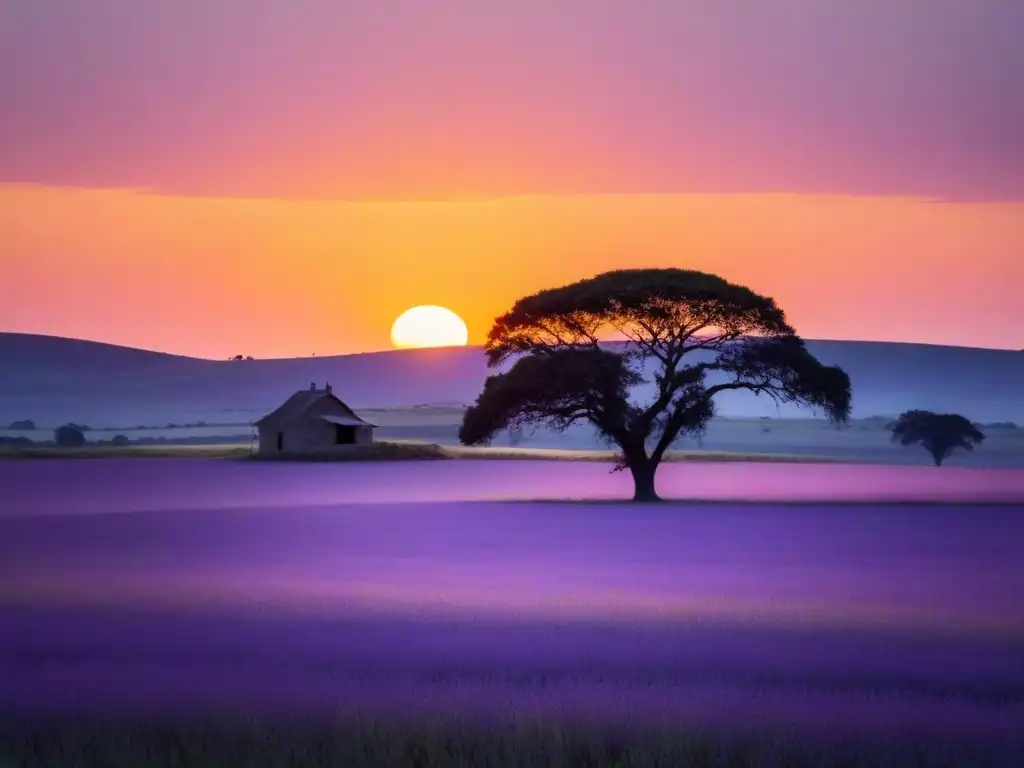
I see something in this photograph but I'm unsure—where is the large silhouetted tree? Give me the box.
[459,269,852,501]
[889,410,985,466]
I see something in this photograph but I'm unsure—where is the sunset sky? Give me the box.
[1,0,1021,358]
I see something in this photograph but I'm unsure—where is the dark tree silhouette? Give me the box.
[459,269,852,501]
[54,424,86,448]
[889,410,985,466]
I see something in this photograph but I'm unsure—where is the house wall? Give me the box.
[292,415,339,452]
[306,397,375,445]
[257,429,280,455]
[257,398,375,454]
[258,416,335,454]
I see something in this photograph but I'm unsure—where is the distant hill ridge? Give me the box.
[1,332,1021,426]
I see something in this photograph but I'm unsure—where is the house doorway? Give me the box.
[276,432,283,452]
[335,424,356,445]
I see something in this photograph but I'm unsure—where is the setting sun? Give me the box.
[390,305,470,349]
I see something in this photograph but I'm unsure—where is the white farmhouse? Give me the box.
[255,383,376,455]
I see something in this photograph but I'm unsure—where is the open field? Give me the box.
[0,439,851,465]
[3,458,1024,513]
[438,443,850,464]
[0,443,255,459]
[2,460,1022,765]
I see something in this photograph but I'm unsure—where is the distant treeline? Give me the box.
[0,434,249,448]
[6,419,252,431]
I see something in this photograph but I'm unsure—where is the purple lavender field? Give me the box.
[2,459,1024,764]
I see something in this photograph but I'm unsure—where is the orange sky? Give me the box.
[3,3,1022,359]
[0,184,1021,358]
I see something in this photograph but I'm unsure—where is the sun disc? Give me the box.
[390,305,469,349]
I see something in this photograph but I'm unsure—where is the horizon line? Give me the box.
[0,331,1020,362]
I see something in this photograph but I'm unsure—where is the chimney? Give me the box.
[310,382,316,390]
[325,382,332,395]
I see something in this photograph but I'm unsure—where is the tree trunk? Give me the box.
[926,441,947,467]
[629,457,661,502]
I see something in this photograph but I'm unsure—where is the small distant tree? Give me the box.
[459,268,852,501]
[889,410,985,466]
[54,424,86,447]
[111,434,131,446]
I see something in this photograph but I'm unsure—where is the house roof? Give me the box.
[254,388,373,428]
[319,414,378,428]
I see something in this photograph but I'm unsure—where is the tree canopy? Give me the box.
[889,410,985,466]
[460,269,852,500]
[54,424,86,448]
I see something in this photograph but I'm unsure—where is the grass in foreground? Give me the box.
[1,718,1019,768]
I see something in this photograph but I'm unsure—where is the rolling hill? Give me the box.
[1,333,1021,429]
